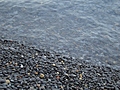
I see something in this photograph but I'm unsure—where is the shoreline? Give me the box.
[0,39,120,90]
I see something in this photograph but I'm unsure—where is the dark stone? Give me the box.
[0,85,7,89]
[0,79,5,83]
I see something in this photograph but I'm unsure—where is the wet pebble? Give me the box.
[0,79,5,84]
[5,79,10,84]
[29,86,35,90]
[40,73,45,78]
[20,64,24,68]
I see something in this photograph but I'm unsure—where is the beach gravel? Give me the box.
[0,39,120,90]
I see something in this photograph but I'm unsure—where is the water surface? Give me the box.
[0,0,120,69]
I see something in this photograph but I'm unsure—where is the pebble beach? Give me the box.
[0,0,120,89]
[0,39,120,90]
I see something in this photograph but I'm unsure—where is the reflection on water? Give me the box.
[0,0,120,69]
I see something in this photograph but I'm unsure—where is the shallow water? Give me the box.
[0,0,120,69]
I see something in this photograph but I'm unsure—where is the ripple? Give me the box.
[0,0,120,68]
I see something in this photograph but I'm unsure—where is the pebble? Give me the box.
[0,79,5,83]
[36,84,40,87]
[20,64,24,68]
[56,72,59,75]
[56,76,60,80]
[29,86,35,90]
[61,61,64,64]
[35,72,38,75]
[27,73,30,76]
[70,74,76,77]
[21,55,24,58]
[40,73,45,78]
[15,63,18,66]
[0,85,7,89]
[35,52,38,56]
[79,74,83,80]
[52,63,56,66]
[5,80,10,84]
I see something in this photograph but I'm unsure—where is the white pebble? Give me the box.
[20,64,23,68]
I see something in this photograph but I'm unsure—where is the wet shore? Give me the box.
[0,39,120,90]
